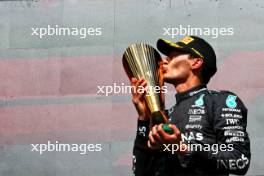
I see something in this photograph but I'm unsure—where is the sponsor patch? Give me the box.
[226,95,237,108]
[195,94,205,107]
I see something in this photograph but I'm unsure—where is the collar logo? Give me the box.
[195,94,205,107]
[226,95,237,108]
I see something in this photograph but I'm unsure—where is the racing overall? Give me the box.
[133,85,251,176]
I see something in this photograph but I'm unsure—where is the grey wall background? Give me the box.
[0,0,263,175]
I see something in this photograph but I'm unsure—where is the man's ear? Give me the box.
[191,58,203,70]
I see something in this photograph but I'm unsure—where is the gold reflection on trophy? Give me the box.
[122,43,167,125]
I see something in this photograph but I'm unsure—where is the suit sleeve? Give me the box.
[194,92,251,175]
[132,119,160,176]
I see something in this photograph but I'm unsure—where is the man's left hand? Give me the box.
[147,124,181,150]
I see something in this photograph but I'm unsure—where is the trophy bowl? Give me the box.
[122,43,168,125]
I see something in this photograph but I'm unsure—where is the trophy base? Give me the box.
[151,110,168,126]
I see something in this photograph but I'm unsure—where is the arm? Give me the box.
[132,119,152,175]
[130,78,156,175]
[193,92,251,175]
[133,119,175,176]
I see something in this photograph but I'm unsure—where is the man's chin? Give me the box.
[163,77,184,85]
[163,77,175,84]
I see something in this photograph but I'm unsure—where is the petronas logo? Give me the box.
[226,95,237,108]
[195,94,205,106]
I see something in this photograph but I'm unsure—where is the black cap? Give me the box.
[157,36,217,84]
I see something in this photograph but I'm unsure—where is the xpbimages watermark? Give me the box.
[97,83,168,96]
[163,141,234,155]
[163,25,234,39]
[30,141,102,155]
[31,25,102,39]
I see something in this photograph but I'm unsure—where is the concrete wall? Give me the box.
[0,0,263,175]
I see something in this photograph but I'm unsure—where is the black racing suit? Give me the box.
[132,85,251,176]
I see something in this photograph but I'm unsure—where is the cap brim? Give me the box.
[157,39,190,56]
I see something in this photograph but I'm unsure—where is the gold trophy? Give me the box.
[122,43,168,126]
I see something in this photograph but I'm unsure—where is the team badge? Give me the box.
[195,94,205,106]
[226,95,237,108]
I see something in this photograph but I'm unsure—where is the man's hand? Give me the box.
[148,124,183,150]
[131,77,151,120]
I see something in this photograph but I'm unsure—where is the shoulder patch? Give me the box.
[226,95,237,108]
[208,90,240,109]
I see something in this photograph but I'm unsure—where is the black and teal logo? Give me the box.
[226,95,237,108]
[195,94,205,106]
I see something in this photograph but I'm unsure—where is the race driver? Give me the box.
[131,36,251,176]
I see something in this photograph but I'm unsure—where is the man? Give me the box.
[131,36,251,176]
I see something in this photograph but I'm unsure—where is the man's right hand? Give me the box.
[131,78,151,121]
